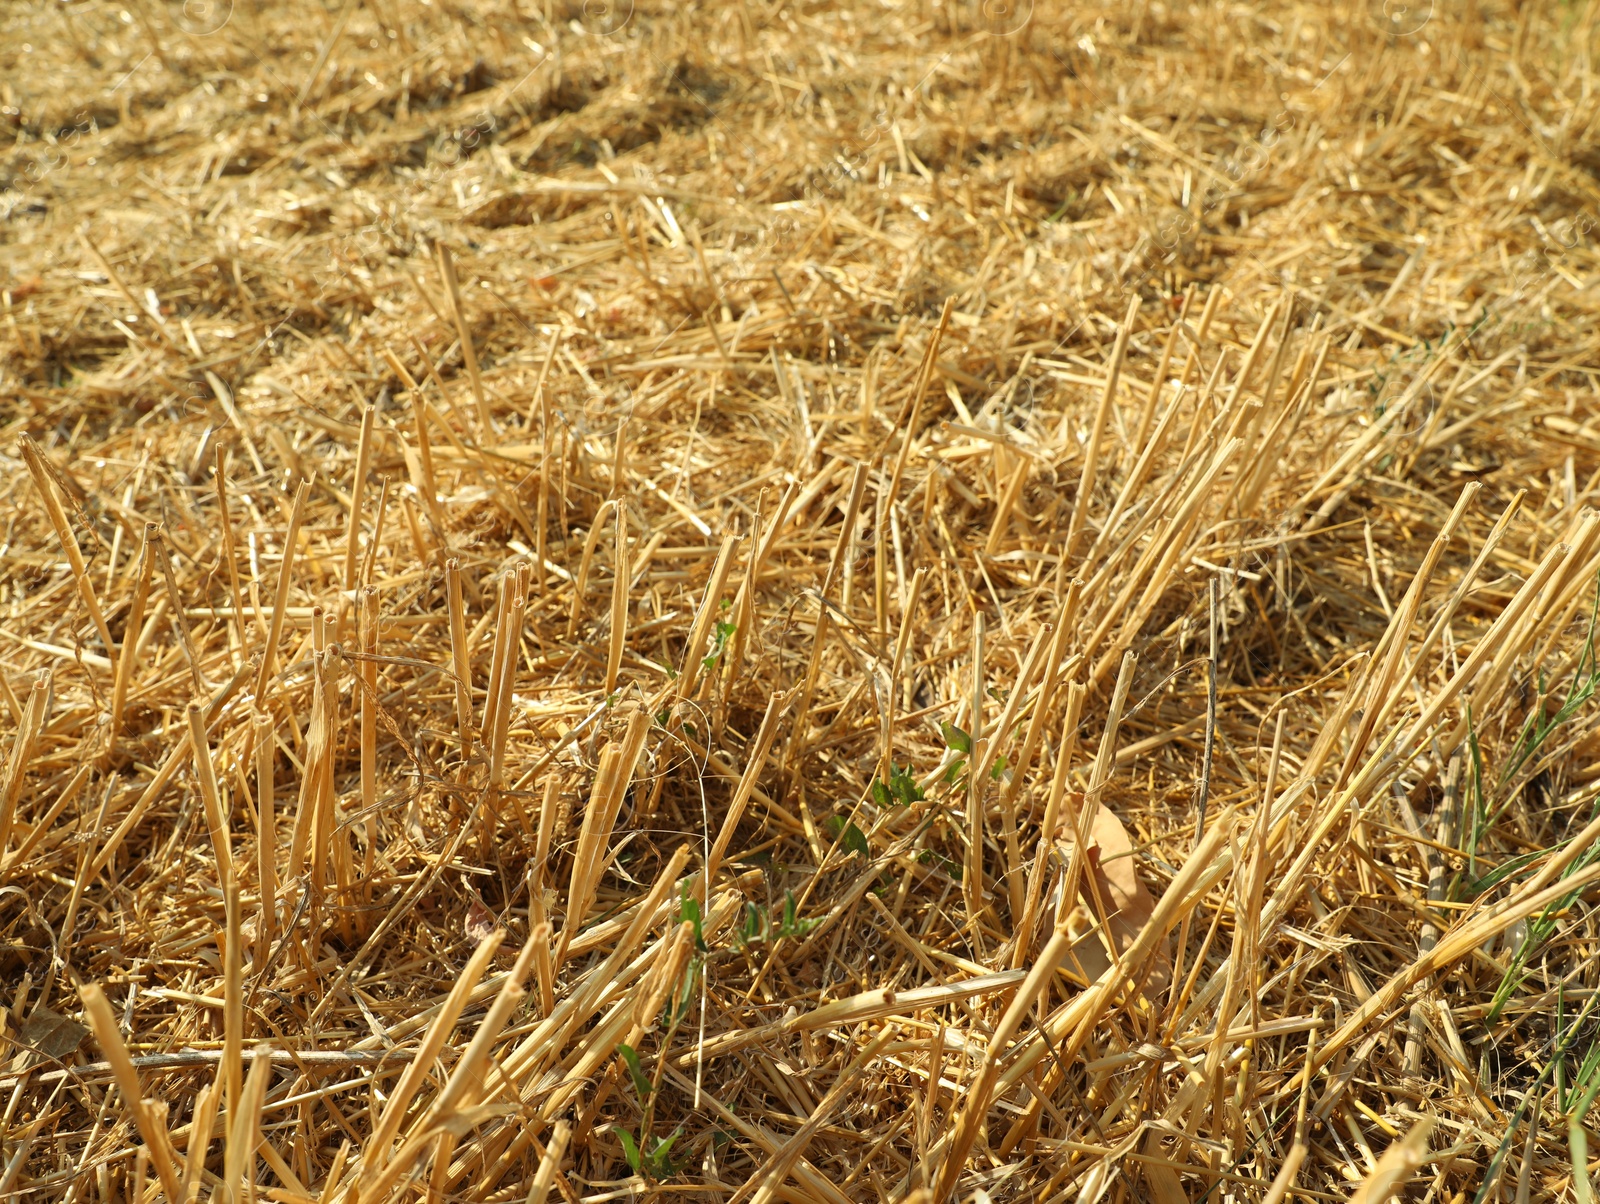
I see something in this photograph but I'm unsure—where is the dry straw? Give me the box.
[6,2,1600,1202]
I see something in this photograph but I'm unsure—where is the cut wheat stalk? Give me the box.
[1062,650,1139,980]
[213,447,250,659]
[436,243,493,436]
[999,586,1080,823]
[19,436,116,669]
[505,844,690,1087]
[219,1046,271,1204]
[605,503,629,699]
[882,563,928,775]
[556,707,652,970]
[444,557,474,771]
[385,347,450,551]
[178,1080,219,1204]
[704,689,788,893]
[566,499,617,641]
[361,931,504,1181]
[1063,295,1140,562]
[0,672,49,865]
[727,484,795,683]
[79,985,185,1204]
[674,532,742,704]
[1331,480,1480,794]
[1132,285,1195,455]
[932,917,1092,1202]
[487,585,526,792]
[253,478,312,702]
[152,525,205,693]
[883,297,955,508]
[525,1121,570,1204]
[378,935,539,1204]
[964,611,988,925]
[186,701,233,887]
[85,664,252,881]
[221,868,244,1120]
[289,651,331,888]
[1013,678,1086,971]
[254,709,277,969]
[341,404,377,596]
[479,574,515,766]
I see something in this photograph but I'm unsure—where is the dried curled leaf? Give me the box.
[1056,800,1173,997]
[465,897,499,945]
[16,1006,88,1064]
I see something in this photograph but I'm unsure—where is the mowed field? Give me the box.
[5,1,1600,1201]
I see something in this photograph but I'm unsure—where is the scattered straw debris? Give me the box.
[5,1,1600,1201]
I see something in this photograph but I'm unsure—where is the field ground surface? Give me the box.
[6,1,1600,1201]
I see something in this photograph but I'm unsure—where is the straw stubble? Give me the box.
[11,9,1600,1202]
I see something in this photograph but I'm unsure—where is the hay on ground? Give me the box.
[4,1,1600,1201]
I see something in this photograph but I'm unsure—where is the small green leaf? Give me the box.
[702,619,737,671]
[990,754,1009,782]
[647,1130,682,1176]
[677,887,706,951]
[617,1128,642,1173]
[873,765,925,808]
[1466,849,1545,898]
[671,955,701,1023]
[827,815,870,858]
[943,758,966,785]
[888,763,925,805]
[941,721,972,754]
[617,1043,652,1101]
[741,901,763,944]
[772,890,821,938]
